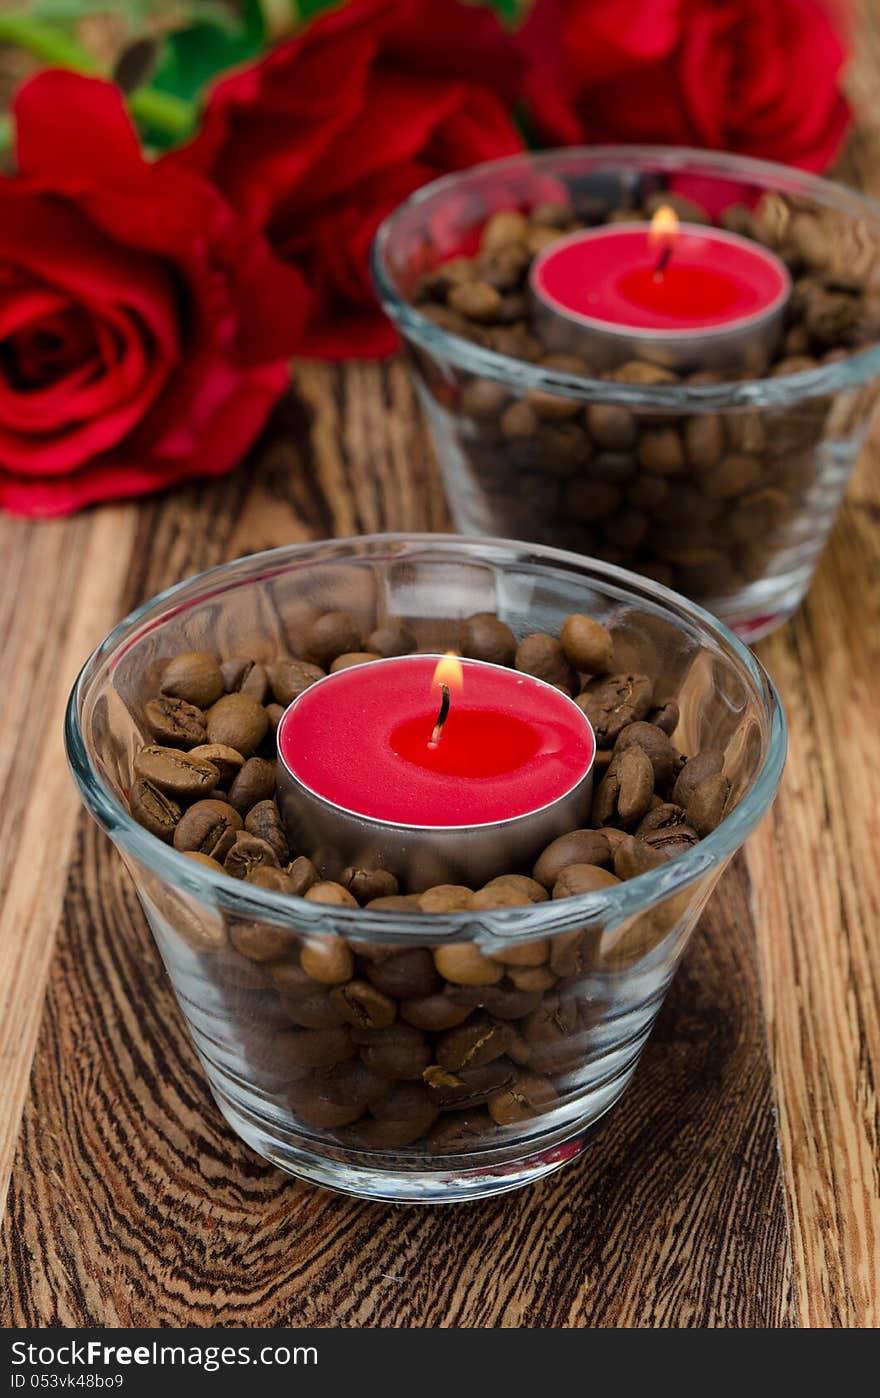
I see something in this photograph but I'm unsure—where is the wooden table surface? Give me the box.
[2,27,880,1334]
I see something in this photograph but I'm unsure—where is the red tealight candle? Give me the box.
[276,654,596,891]
[530,205,790,372]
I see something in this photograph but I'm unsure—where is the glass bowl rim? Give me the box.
[65,532,787,942]
[371,143,880,412]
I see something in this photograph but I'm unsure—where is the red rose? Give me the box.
[178,0,524,358]
[520,0,851,173]
[0,71,308,517]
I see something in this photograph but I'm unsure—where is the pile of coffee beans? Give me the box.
[410,188,880,601]
[130,608,732,1153]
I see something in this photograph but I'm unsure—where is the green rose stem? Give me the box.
[0,11,196,147]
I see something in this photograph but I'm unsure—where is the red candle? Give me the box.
[278,655,594,827]
[530,206,790,371]
[276,653,596,890]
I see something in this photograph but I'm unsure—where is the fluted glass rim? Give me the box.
[372,144,880,412]
[65,533,787,943]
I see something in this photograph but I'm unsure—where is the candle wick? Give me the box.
[428,684,451,749]
[653,241,673,282]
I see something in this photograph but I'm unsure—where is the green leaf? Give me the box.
[291,0,341,20]
[150,0,266,105]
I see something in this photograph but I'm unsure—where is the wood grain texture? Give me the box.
[1,12,879,1329]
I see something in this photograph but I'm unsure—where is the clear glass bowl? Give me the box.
[373,147,880,640]
[66,535,785,1202]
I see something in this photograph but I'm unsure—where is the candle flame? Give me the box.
[432,652,464,692]
[649,205,679,248]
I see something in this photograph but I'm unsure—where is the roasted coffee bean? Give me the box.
[436,1016,515,1072]
[548,929,592,978]
[596,825,630,854]
[480,209,528,252]
[563,477,621,523]
[305,611,361,667]
[480,874,548,903]
[522,996,578,1050]
[299,934,354,985]
[641,825,700,858]
[488,1070,557,1125]
[615,745,655,824]
[161,651,224,709]
[305,881,359,908]
[419,885,474,913]
[686,773,732,835]
[224,833,279,879]
[330,979,397,1030]
[427,1110,492,1153]
[461,377,510,418]
[341,867,399,904]
[560,614,613,674]
[526,225,566,255]
[288,856,318,897]
[400,993,472,1031]
[247,865,295,893]
[221,657,269,702]
[330,652,381,672]
[358,1024,431,1079]
[552,864,621,899]
[636,803,687,836]
[649,701,679,736]
[424,1057,514,1109]
[130,778,181,842]
[182,851,224,872]
[188,743,245,780]
[485,930,548,967]
[576,672,653,745]
[145,695,206,748]
[364,949,440,999]
[244,800,289,863]
[627,473,669,512]
[515,633,577,692]
[591,765,621,826]
[266,659,324,706]
[672,749,724,807]
[606,359,678,386]
[458,612,517,667]
[289,1080,364,1130]
[698,452,762,500]
[134,746,219,799]
[471,886,532,911]
[533,829,611,888]
[366,894,423,912]
[585,402,636,449]
[449,280,502,322]
[206,694,268,756]
[173,799,242,858]
[613,721,677,784]
[526,385,582,421]
[366,622,417,658]
[684,414,724,470]
[280,1026,353,1070]
[451,983,544,1020]
[433,943,502,986]
[228,756,276,814]
[500,400,539,439]
[229,921,287,963]
[357,1083,438,1146]
[312,1060,389,1111]
[638,427,685,476]
[281,990,344,1034]
[613,835,667,880]
[509,965,556,992]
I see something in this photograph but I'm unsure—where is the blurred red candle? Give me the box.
[530,205,790,371]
